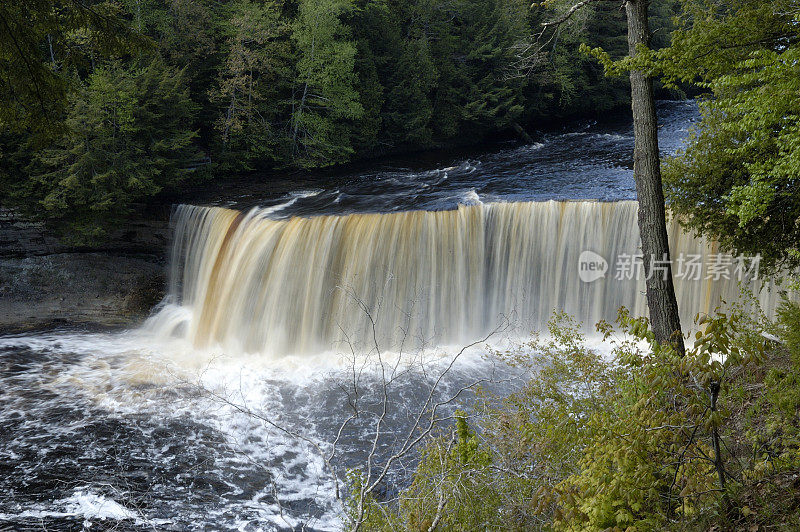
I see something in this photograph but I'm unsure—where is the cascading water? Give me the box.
[147,200,782,357]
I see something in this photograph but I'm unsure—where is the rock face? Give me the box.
[0,208,170,257]
[0,253,166,332]
[0,209,170,332]
[0,177,321,331]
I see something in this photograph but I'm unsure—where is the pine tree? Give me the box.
[0,0,143,138]
[289,0,363,167]
[28,59,202,242]
[211,0,291,170]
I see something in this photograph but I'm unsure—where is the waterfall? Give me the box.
[146,201,786,356]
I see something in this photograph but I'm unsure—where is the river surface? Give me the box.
[203,99,698,216]
[0,101,698,531]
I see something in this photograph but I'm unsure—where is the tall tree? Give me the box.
[211,0,290,169]
[541,0,685,354]
[0,0,143,138]
[290,0,363,167]
[624,0,684,353]
[380,33,437,149]
[19,59,202,242]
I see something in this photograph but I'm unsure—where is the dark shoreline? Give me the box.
[0,207,171,332]
[0,251,165,334]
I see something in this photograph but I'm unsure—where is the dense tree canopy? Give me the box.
[0,0,142,138]
[22,59,202,242]
[0,0,682,240]
[660,0,800,272]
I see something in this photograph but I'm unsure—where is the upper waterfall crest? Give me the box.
[146,201,778,356]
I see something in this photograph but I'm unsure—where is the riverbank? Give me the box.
[0,210,168,332]
[0,253,164,333]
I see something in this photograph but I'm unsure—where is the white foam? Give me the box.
[0,326,645,530]
[62,491,138,521]
[255,189,323,218]
[591,133,628,141]
[458,189,482,206]
[291,189,323,199]
[523,142,545,151]
[0,490,139,523]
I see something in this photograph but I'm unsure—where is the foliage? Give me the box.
[210,0,291,170]
[346,411,498,531]
[0,0,682,240]
[746,301,800,481]
[0,0,144,139]
[349,303,800,531]
[663,43,800,272]
[289,0,363,167]
[658,1,800,273]
[553,308,764,530]
[13,59,203,243]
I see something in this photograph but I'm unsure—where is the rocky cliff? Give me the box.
[0,209,170,332]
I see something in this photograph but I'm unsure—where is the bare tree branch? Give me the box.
[540,0,602,28]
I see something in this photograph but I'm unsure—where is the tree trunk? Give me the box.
[511,121,534,144]
[625,0,685,356]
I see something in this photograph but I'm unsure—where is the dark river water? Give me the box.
[0,101,698,531]
[206,99,698,215]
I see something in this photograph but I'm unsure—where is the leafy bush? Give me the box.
[553,308,765,530]
[660,3,800,273]
[745,301,800,481]
[345,305,800,531]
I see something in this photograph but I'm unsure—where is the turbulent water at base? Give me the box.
[1,330,492,530]
[149,200,781,357]
[5,101,787,531]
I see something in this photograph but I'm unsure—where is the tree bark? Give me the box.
[625,0,685,356]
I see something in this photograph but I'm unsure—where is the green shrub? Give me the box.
[347,306,787,531]
[552,308,765,530]
[743,301,800,482]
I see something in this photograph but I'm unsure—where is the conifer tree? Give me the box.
[290,0,363,167]
[27,59,202,242]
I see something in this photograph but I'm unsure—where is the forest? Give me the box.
[1,0,679,241]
